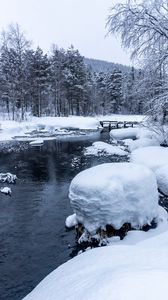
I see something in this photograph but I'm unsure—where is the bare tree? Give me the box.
[107,0,168,124]
[107,0,168,65]
[0,23,31,120]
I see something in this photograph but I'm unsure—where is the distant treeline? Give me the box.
[0,24,145,120]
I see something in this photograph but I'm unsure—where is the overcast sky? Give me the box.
[0,0,131,65]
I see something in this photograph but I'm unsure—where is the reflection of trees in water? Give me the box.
[22,140,86,183]
[0,138,129,184]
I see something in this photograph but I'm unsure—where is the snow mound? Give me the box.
[69,163,159,233]
[65,213,78,228]
[84,141,127,156]
[156,165,168,196]
[125,137,160,152]
[22,209,168,300]
[131,146,168,172]
[0,187,11,195]
[111,127,161,152]
[0,172,17,183]
[29,138,44,146]
[110,127,139,140]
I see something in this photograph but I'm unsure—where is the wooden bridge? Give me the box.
[100,120,140,132]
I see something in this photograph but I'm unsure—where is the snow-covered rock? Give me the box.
[131,146,168,172]
[125,137,160,152]
[84,141,127,156]
[22,207,168,300]
[111,127,161,152]
[110,127,139,140]
[69,163,159,233]
[0,187,11,195]
[0,172,17,183]
[156,165,168,196]
[65,213,78,228]
[29,138,44,146]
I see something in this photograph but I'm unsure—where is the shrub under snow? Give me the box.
[131,146,168,172]
[84,141,127,156]
[156,165,168,196]
[69,163,159,234]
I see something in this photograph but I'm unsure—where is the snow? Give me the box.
[125,137,160,152]
[0,186,11,195]
[110,127,161,152]
[23,206,168,300]
[84,141,127,156]
[156,165,168,196]
[97,114,145,122]
[131,146,168,172]
[130,146,168,194]
[69,162,159,233]
[29,138,44,146]
[0,172,17,183]
[0,114,144,142]
[111,126,159,141]
[110,127,140,140]
[65,213,78,228]
[0,116,100,141]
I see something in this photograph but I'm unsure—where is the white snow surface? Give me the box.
[0,115,144,142]
[156,165,168,196]
[0,187,11,195]
[0,116,100,141]
[125,137,160,152]
[97,114,145,122]
[84,141,127,156]
[29,138,44,146]
[0,172,17,183]
[131,146,168,172]
[65,213,78,228]
[131,146,168,195]
[110,127,161,151]
[69,163,159,232]
[110,127,140,140]
[23,206,168,300]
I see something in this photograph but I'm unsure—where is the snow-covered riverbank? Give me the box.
[0,115,144,142]
[23,207,168,300]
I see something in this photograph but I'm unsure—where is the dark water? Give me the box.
[0,132,128,300]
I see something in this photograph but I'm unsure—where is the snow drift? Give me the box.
[23,207,168,300]
[84,141,127,156]
[131,146,168,172]
[69,162,159,233]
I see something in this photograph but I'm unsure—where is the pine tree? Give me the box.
[106,69,123,113]
[64,46,88,115]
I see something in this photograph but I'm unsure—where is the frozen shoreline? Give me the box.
[0,114,144,142]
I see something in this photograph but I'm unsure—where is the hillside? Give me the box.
[84,57,131,73]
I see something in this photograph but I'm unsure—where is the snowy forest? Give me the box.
[1,1,168,124]
[0,23,146,120]
[3,1,168,300]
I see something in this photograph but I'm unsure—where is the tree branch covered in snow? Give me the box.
[107,0,168,127]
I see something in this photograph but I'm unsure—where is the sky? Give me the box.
[0,0,131,65]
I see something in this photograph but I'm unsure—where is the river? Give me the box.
[0,132,130,300]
